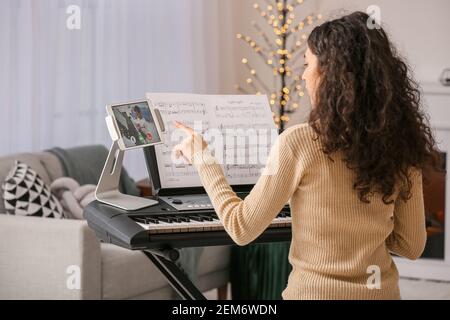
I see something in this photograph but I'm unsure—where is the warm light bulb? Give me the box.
[242,58,248,64]
[246,78,252,84]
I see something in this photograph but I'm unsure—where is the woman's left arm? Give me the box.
[188,130,304,246]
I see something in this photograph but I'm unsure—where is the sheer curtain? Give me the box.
[0,0,226,179]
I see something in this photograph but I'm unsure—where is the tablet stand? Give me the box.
[96,140,158,210]
[95,141,158,211]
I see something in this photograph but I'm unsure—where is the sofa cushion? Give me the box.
[2,161,64,218]
[36,152,65,182]
[0,152,63,213]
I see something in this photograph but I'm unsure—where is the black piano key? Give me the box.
[145,217,159,224]
[134,217,148,224]
[180,216,190,222]
[199,214,213,221]
[167,216,182,223]
[189,215,204,222]
[211,214,219,220]
[158,216,173,223]
[278,213,286,218]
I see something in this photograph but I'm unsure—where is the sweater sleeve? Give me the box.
[386,168,427,260]
[192,130,303,246]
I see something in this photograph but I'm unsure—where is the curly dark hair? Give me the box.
[307,11,442,204]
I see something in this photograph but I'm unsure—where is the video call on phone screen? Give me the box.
[112,102,161,148]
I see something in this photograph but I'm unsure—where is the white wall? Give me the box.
[317,0,450,83]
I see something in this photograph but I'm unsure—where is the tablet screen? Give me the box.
[111,101,162,148]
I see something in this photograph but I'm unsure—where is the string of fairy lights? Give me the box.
[235,0,322,131]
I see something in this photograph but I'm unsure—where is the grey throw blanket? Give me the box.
[47,145,203,289]
[47,145,140,196]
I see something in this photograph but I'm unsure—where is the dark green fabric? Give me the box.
[230,242,291,300]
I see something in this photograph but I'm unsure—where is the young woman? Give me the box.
[173,11,442,300]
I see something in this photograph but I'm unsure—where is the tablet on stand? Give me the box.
[95,100,166,211]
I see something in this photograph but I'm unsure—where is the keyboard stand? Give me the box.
[143,248,207,300]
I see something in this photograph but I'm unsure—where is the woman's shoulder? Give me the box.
[279,122,317,144]
[277,122,320,158]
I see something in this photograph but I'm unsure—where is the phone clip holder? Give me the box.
[95,108,165,211]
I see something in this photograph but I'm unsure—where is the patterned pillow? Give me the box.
[1,161,64,218]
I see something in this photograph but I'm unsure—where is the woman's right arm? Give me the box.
[386,168,427,260]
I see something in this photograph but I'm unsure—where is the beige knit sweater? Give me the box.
[192,122,427,300]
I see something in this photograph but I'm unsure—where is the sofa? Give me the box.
[0,148,230,299]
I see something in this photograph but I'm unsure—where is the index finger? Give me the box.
[174,121,195,135]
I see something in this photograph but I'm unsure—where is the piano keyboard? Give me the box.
[132,211,292,234]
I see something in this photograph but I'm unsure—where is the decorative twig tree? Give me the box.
[235,0,322,132]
